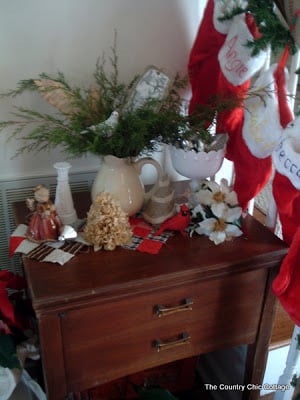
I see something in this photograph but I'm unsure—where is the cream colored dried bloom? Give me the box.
[83,192,132,251]
[34,79,81,116]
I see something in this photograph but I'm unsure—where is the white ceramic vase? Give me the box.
[54,162,78,225]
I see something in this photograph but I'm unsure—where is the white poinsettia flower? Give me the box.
[194,179,238,207]
[195,204,243,245]
[190,178,243,244]
[195,218,226,245]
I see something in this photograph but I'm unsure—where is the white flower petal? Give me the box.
[211,202,227,218]
[225,224,243,237]
[194,226,205,235]
[197,218,216,235]
[224,206,242,222]
[209,230,226,245]
[225,191,239,206]
[219,179,230,194]
[196,190,213,205]
[220,178,229,189]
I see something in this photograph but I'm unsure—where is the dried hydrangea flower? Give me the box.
[83,192,132,251]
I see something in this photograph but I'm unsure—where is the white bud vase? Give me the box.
[54,162,78,225]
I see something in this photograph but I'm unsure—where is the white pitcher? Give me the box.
[91,155,164,216]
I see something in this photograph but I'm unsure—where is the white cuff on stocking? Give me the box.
[242,64,284,158]
[273,130,300,189]
[213,0,248,34]
[218,14,267,85]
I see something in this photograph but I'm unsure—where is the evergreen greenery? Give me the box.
[219,0,297,56]
[0,38,242,159]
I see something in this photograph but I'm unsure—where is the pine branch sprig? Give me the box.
[0,34,249,159]
[218,0,297,55]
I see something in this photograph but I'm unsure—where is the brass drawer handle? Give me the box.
[153,332,191,352]
[155,298,193,317]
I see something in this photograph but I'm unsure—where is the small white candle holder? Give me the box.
[54,162,78,225]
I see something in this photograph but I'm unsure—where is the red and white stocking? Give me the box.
[272,116,300,245]
[272,135,300,324]
[271,45,298,245]
[188,0,230,114]
[270,47,300,325]
[272,224,300,326]
[216,12,269,210]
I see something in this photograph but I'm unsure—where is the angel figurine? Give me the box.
[26,184,62,243]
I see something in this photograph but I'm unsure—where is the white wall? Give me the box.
[0,0,204,181]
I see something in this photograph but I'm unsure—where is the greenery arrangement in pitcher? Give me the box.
[0,36,241,160]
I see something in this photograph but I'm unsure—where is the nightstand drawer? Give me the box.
[61,268,266,392]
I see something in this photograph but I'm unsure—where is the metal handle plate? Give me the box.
[155,298,193,317]
[153,332,191,352]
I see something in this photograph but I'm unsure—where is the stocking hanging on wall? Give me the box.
[272,224,300,326]
[216,12,270,211]
[188,2,270,210]
[188,0,228,114]
[272,171,300,325]
[271,45,296,245]
[269,47,300,326]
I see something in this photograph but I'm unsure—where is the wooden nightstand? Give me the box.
[13,188,288,400]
